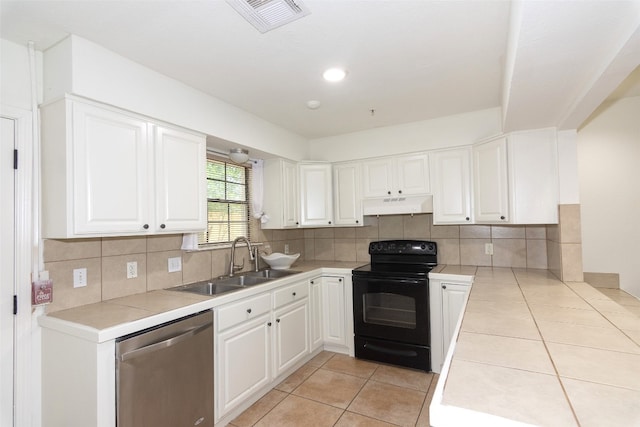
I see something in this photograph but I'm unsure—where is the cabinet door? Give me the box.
[395,153,430,196]
[282,160,299,227]
[154,125,206,233]
[473,138,509,223]
[362,158,393,198]
[273,299,309,377]
[299,163,333,226]
[309,278,323,351]
[431,148,472,224]
[508,129,558,224]
[72,101,150,234]
[217,314,271,417]
[333,162,363,226]
[441,283,470,356]
[321,276,346,348]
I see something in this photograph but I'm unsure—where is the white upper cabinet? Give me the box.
[431,148,473,224]
[153,125,207,232]
[262,159,299,229]
[40,97,206,238]
[332,162,363,226]
[508,128,558,224]
[473,137,509,223]
[362,153,430,198]
[299,162,334,227]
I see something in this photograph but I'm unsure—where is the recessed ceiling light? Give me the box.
[306,100,321,109]
[323,68,347,82]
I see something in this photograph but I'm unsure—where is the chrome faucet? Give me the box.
[229,237,254,277]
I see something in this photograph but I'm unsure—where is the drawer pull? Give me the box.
[292,292,296,297]
[246,308,252,314]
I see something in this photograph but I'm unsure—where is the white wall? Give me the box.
[577,96,640,297]
[308,107,502,162]
[43,35,309,160]
[1,39,41,109]
[557,130,581,204]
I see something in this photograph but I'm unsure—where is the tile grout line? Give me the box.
[512,268,582,427]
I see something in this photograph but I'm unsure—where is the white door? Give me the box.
[442,283,470,356]
[299,163,333,226]
[395,153,430,196]
[321,276,346,348]
[282,160,299,227]
[361,158,393,198]
[333,163,362,226]
[0,117,15,427]
[274,299,309,377]
[153,125,206,233]
[431,148,472,224]
[72,101,150,234]
[473,138,509,223]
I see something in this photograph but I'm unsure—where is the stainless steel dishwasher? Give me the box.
[116,310,214,427]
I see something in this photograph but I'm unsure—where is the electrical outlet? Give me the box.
[127,261,138,279]
[168,257,182,273]
[73,268,87,288]
[284,244,290,254]
[484,243,494,255]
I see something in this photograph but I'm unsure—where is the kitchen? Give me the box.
[1,1,640,426]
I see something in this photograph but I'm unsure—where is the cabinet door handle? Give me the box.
[398,190,402,194]
[355,220,359,224]
[465,217,470,221]
[310,280,314,284]
[160,223,166,229]
[339,278,342,282]
[292,292,296,297]
[387,191,391,195]
[267,322,272,327]
[328,221,332,225]
[442,285,447,289]
[246,308,252,314]
[143,224,149,229]
[276,319,280,323]
[295,222,299,225]
[500,216,505,220]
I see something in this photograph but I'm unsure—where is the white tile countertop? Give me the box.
[430,267,640,427]
[38,261,365,343]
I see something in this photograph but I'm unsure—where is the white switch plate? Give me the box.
[127,261,138,279]
[284,244,290,254]
[73,268,87,288]
[484,243,494,255]
[168,257,182,273]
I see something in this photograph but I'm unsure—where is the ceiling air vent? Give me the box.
[226,0,310,33]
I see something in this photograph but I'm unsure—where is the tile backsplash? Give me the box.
[43,206,582,313]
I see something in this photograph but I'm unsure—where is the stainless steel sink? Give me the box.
[244,269,301,279]
[172,275,272,296]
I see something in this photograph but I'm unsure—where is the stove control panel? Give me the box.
[369,240,437,255]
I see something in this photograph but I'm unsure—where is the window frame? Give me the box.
[199,154,251,247]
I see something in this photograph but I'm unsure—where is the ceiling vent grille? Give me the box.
[226,0,310,33]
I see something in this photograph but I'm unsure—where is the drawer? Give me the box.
[218,293,271,331]
[274,281,309,309]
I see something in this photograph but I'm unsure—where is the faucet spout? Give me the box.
[229,237,253,277]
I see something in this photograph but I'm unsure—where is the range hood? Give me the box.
[362,195,433,216]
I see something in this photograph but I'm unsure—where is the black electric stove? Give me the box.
[352,240,437,371]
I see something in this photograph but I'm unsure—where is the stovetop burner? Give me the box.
[352,240,437,279]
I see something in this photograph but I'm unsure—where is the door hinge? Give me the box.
[13,295,17,315]
[13,149,18,170]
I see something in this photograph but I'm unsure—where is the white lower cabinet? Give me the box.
[309,278,324,351]
[321,276,347,350]
[429,275,473,374]
[216,280,310,420]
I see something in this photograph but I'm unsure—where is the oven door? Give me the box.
[353,275,429,345]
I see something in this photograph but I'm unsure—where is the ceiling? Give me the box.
[1,0,639,139]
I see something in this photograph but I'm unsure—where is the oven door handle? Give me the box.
[364,342,418,357]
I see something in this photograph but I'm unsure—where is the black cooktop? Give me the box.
[352,240,437,279]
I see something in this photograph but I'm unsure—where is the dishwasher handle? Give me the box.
[119,322,211,362]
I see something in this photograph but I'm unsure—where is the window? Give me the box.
[200,156,250,245]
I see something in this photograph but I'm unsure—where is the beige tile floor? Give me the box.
[229,352,439,427]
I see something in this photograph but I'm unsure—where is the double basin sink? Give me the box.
[172,269,301,296]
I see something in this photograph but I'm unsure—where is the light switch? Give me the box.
[127,261,138,279]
